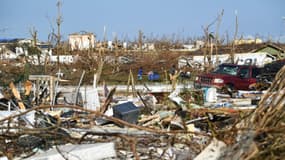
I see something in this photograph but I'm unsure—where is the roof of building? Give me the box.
[183,42,285,56]
[253,43,285,53]
[37,43,52,49]
[0,38,19,43]
[69,31,95,36]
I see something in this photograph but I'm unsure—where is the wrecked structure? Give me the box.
[178,43,285,69]
[68,32,96,51]
[0,60,284,159]
[0,41,285,159]
[178,52,275,69]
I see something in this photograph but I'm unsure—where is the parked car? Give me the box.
[194,63,262,91]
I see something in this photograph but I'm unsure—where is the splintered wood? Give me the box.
[220,64,285,160]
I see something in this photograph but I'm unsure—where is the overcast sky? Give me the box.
[1,0,285,42]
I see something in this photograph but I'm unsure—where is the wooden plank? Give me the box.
[9,82,25,110]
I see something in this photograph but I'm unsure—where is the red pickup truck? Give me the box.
[194,63,261,91]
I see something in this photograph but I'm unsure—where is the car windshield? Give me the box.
[212,65,238,75]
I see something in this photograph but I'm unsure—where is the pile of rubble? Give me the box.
[0,66,285,160]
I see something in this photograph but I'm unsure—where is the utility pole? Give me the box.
[56,0,63,68]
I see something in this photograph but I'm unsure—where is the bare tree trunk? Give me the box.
[203,10,224,70]
[138,30,143,57]
[29,27,40,66]
[202,27,209,68]
[215,10,224,65]
[226,31,230,46]
[231,12,238,63]
[203,27,213,72]
[112,33,120,73]
[56,0,63,69]
[45,34,54,74]
[127,69,136,97]
[96,59,104,85]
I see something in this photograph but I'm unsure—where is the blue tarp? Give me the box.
[148,72,160,81]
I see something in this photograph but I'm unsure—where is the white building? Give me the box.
[69,32,95,51]
[195,40,205,49]
[0,46,18,60]
[18,39,33,44]
[234,38,263,45]
[142,43,155,51]
[50,55,79,64]
[178,52,275,69]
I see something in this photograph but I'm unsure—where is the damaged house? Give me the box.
[253,43,285,59]
[178,43,285,69]
[68,32,96,51]
[0,38,25,60]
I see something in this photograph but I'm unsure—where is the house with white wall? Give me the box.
[69,32,95,51]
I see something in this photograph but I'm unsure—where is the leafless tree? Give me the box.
[230,11,238,63]
[214,10,224,60]
[29,27,41,66]
[112,33,121,73]
[56,0,63,68]
[138,30,143,57]
[202,25,213,70]
[202,9,224,70]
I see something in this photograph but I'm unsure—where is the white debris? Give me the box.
[194,138,226,160]
[25,143,116,160]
